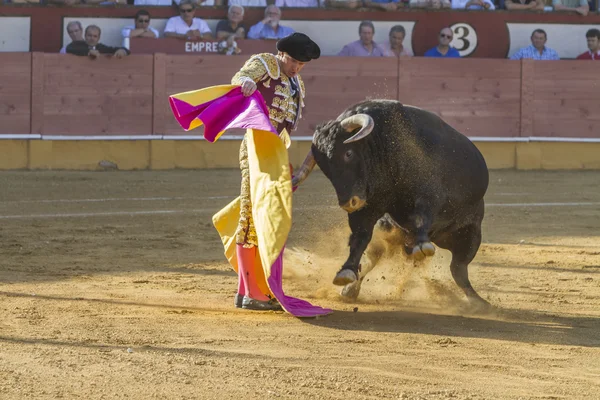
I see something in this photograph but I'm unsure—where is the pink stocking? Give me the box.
[237,264,245,296]
[236,244,269,301]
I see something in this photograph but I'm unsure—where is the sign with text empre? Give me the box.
[185,41,220,53]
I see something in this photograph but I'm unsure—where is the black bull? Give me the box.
[292,99,491,308]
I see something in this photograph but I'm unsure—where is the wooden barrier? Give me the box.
[37,54,155,136]
[1,53,599,170]
[0,53,31,135]
[1,53,599,139]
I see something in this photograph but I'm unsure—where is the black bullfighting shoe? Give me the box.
[242,296,283,311]
[234,293,244,308]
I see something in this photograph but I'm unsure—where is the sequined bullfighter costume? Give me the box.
[232,52,306,250]
[168,32,332,317]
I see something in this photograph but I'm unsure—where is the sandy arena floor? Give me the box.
[0,169,599,400]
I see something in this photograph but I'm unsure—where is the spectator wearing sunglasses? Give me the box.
[122,10,160,48]
[164,0,213,40]
[424,27,461,58]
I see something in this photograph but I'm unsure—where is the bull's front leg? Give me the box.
[403,198,437,261]
[333,208,380,286]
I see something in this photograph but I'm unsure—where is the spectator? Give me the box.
[451,0,495,9]
[576,28,600,59]
[510,29,560,60]
[275,0,320,6]
[505,0,545,10]
[216,5,247,40]
[324,0,361,7]
[163,0,213,40]
[424,27,460,57]
[409,0,451,8]
[364,0,401,10]
[228,0,266,6]
[48,0,126,3]
[338,21,387,57]
[382,25,413,57]
[247,5,295,40]
[173,0,225,5]
[122,10,160,48]
[134,0,174,5]
[60,21,84,54]
[66,25,130,59]
[553,0,589,15]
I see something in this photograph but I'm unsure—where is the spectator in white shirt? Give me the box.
[229,0,266,6]
[122,10,160,48]
[164,0,213,40]
[451,0,494,9]
[275,0,320,7]
[173,0,224,5]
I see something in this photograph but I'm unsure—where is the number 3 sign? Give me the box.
[450,23,478,57]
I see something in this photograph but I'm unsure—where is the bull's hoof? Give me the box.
[341,281,361,299]
[411,242,436,261]
[333,269,358,286]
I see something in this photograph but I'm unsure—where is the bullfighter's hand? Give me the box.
[241,80,257,97]
[88,49,100,59]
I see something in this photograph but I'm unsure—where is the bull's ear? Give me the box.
[341,114,374,144]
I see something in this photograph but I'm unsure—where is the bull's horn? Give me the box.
[291,149,316,188]
[341,114,375,144]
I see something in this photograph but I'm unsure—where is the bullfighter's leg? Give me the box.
[236,136,282,311]
[341,214,407,299]
[434,210,490,309]
[333,208,381,286]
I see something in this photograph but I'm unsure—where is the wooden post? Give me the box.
[30,52,44,135]
[152,53,167,137]
[519,59,534,138]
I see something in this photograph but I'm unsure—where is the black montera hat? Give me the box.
[276,32,321,62]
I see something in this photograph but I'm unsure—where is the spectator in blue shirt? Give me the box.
[424,27,461,58]
[510,29,560,60]
[247,5,295,40]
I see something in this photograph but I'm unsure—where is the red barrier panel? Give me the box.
[1,53,598,139]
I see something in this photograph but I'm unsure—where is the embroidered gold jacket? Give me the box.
[231,52,305,137]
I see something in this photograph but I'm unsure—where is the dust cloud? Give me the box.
[282,221,473,314]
